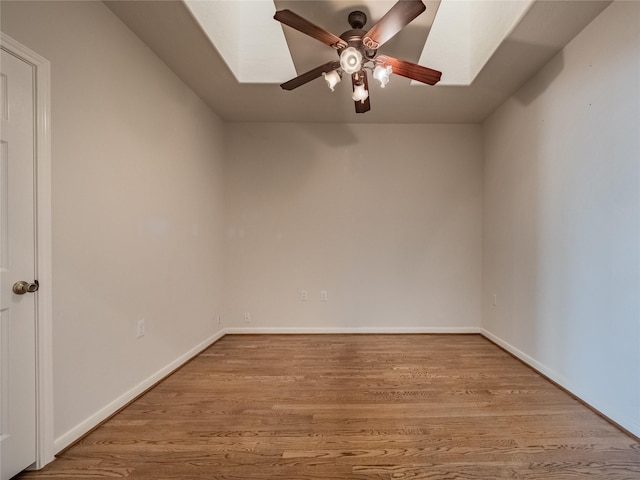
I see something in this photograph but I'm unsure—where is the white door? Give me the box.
[0,48,37,480]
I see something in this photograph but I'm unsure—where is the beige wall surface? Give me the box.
[482,0,640,436]
[224,123,483,331]
[1,1,227,446]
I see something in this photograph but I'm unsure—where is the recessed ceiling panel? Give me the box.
[418,0,534,86]
[185,0,297,83]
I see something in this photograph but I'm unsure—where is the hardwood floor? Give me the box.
[18,334,640,479]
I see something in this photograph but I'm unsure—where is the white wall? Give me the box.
[224,123,483,332]
[482,0,639,436]
[1,1,226,449]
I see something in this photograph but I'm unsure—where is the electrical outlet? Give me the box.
[320,290,328,302]
[136,319,145,339]
[244,312,251,323]
[300,290,308,301]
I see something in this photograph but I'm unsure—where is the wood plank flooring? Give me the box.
[17,334,640,479]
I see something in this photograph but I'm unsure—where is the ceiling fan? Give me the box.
[274,0,442,114]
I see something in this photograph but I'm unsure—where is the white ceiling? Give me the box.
[105,0,611,123]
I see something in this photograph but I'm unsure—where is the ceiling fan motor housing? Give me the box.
[341,11,379,61]
[339,29,376,62]
[348,10,367,29]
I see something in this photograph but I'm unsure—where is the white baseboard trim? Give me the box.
[225,326,482,335]
[53,329,226,453]
[479,328,565,383]
[480,328,640,438]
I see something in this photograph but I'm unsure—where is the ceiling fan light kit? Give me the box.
[352,82,369,103]
[322,70,341,91]
[274,0,442,113]
[373,65,393,88]
[339,47,363,75]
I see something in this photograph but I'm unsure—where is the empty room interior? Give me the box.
[1,0,639,478]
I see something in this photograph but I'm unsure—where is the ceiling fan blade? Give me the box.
[274,9,348,50]
[376,55,442,85]
[352,71,371,114]
[362,0,426,50]
[280,61,340,91]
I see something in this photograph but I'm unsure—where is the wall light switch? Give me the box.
[320,290,328,302]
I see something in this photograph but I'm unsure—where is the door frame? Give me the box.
[1,32,54,469]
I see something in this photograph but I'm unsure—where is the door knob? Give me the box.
[12,280,39,295]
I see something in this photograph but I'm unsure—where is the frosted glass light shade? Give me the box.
[352,83,369,103]
[373,65,392,87]
[323,70,341,91]
[340,47,363,74]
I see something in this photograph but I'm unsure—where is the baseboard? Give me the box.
[480,328,640,440]
[53,329,226,453]
[225,326,482,335]
[480,328,565,382]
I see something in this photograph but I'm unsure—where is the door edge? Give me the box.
[0,32,54,469]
